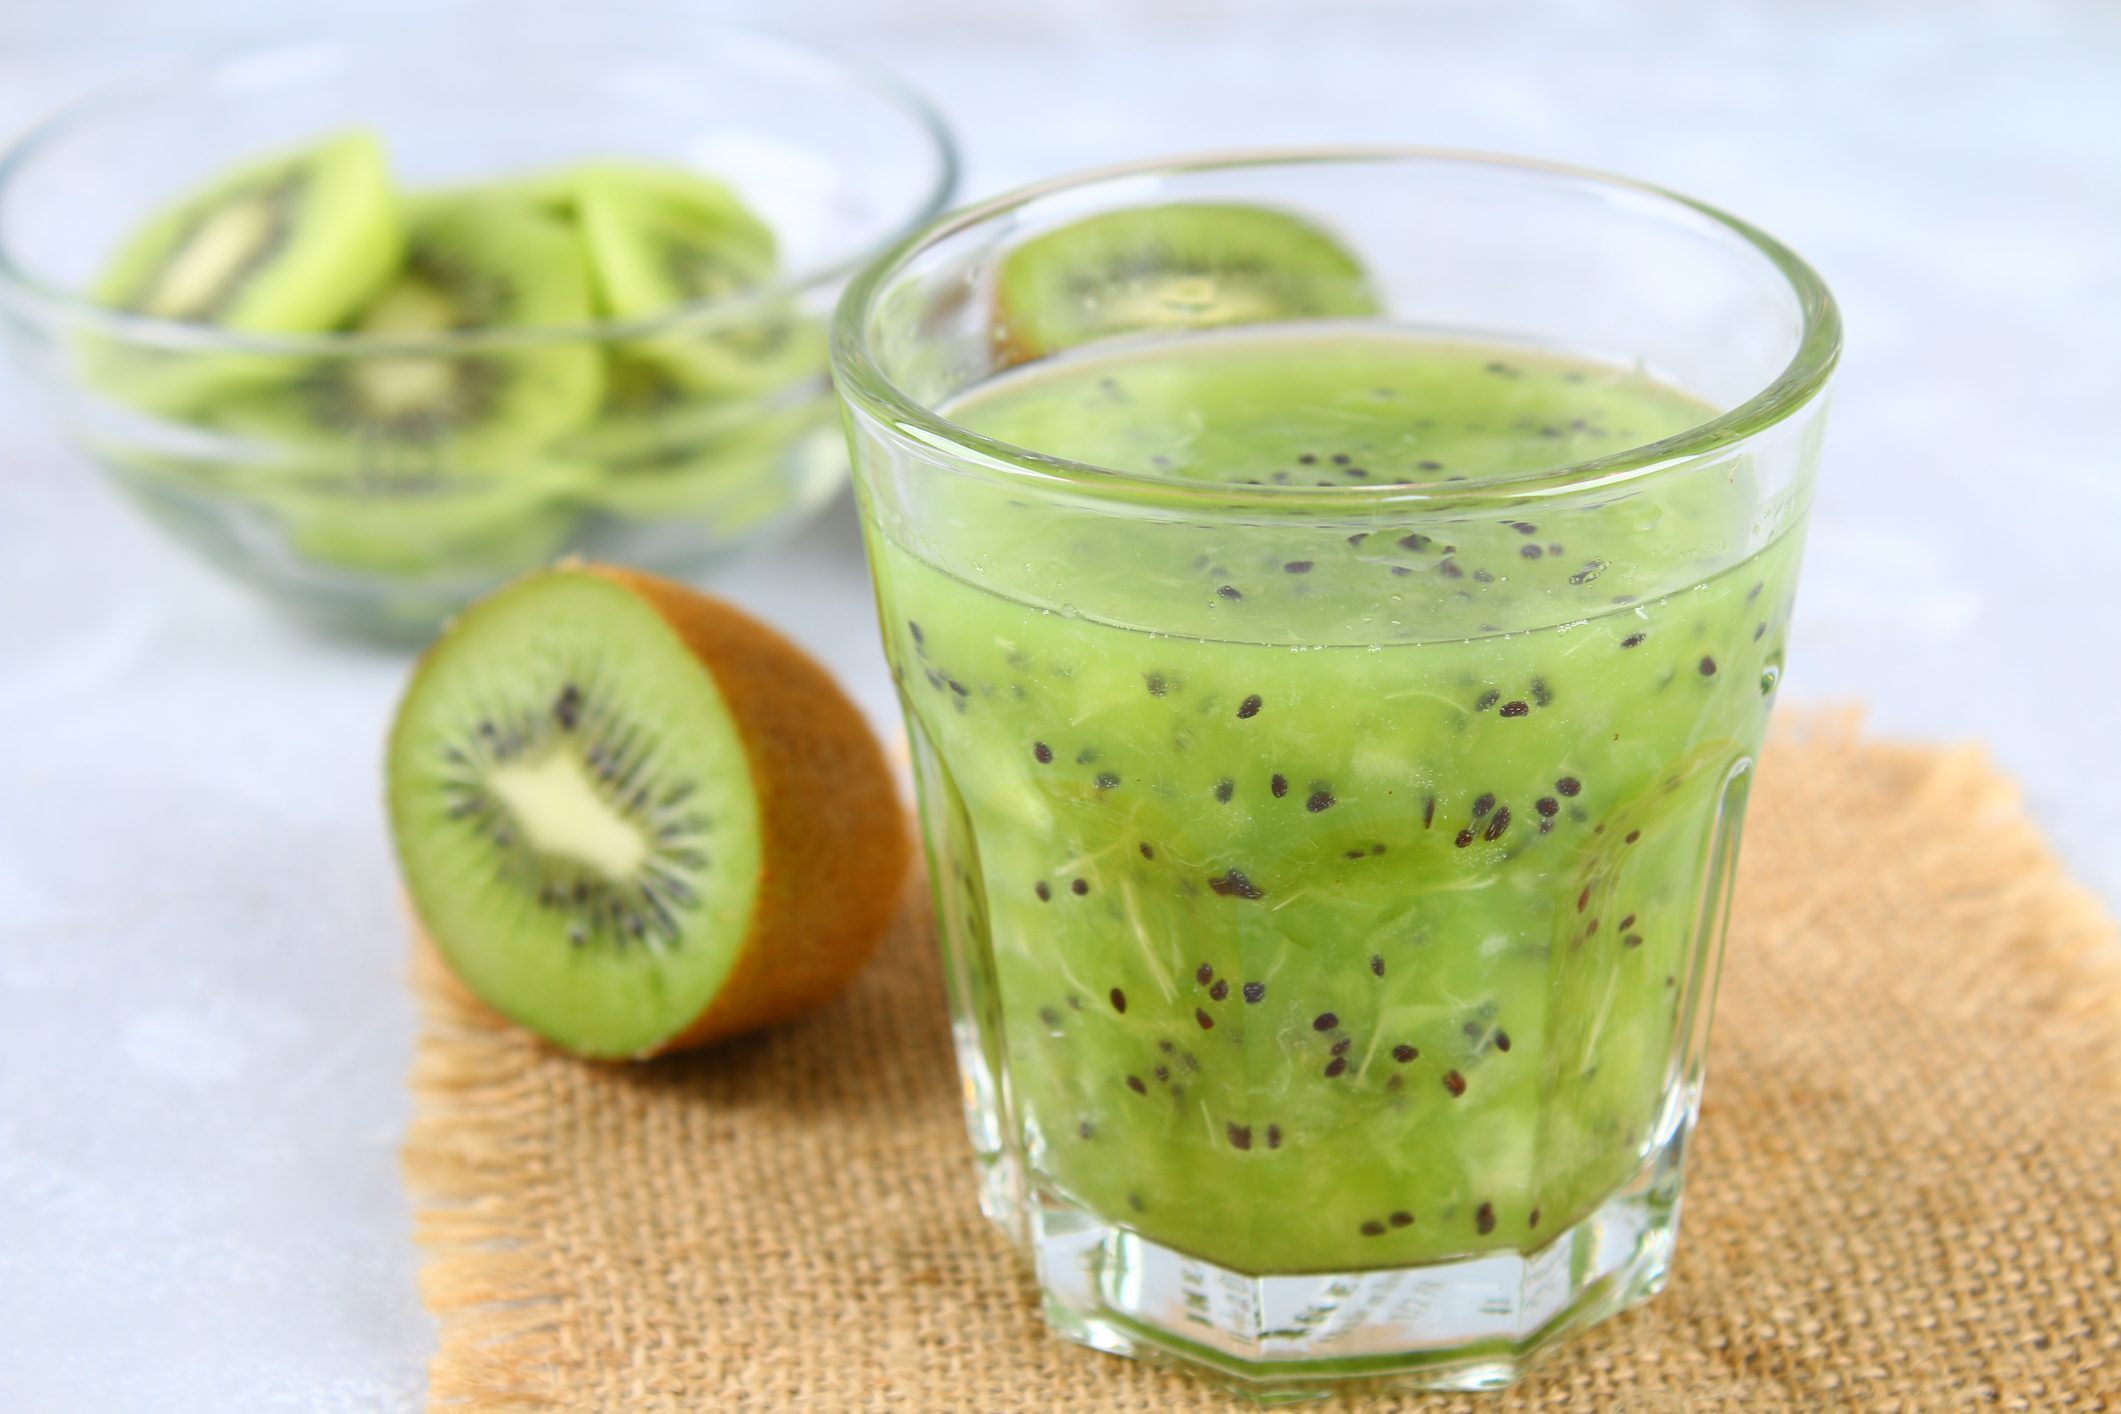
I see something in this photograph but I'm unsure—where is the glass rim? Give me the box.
[831,145,1842,512]
[0,28,961,355]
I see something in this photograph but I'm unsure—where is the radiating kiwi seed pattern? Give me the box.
[870,330,1803,1273]
[389,573,764,1058]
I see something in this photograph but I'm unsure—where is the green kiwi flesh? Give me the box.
[572,163,821,395]
[82,131,404,412]
[211,195,604,473]
[388,570,765,1057]
[93,130,402,330]
[994,202,1379,360]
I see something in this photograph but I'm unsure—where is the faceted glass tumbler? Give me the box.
[831,150,1838,1400]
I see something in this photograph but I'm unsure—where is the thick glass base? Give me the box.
[1018,1134,1685,1404]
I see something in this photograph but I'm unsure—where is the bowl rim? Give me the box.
[831,145,1842,513]
[0,28,961,354]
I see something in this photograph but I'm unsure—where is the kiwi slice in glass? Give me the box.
[388,564,910,1059]
[82,130,405,413]
[993,202,1379,362]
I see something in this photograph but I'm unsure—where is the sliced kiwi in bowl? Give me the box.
[571,162,824,397]
[262,461,587,577]
[559,352,833,528]
[79,130,406,413]
[993,201,1380,363]
[206,193,605,472]
[388,564,911,1058]
[184,193,606,577]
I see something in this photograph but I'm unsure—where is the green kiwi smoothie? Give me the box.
[862,328,1800,1275]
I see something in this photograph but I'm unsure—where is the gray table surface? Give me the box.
[2,2,2116,1408]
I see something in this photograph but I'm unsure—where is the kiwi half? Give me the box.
[993,202,1379,362]
[387,565,910,1058]
[83,131,404,412]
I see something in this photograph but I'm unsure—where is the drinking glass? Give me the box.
[832,149,1838,1399]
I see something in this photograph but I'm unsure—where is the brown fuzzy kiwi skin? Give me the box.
[583,566,911,1055]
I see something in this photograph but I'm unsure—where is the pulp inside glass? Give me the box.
[864,324,1799,1276]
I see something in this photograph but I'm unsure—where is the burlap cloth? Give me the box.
[404,717,2121,1411]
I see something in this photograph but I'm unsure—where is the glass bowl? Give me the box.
[0,26,956,638]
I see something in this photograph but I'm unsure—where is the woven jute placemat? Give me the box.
[404,717,2120,1411]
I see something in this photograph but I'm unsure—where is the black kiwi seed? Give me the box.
[1243,982,1266,1004]
[1267,1124,1282,1148]
[1473,793,1496,818]
[1306,789,1336,813]
[1499,700,1529,718]
[1217,585,1243,600]
[1033,741,1053,763]
[1126,1075,1146,1094]
[1144,672,1169,697]
[1197,962,1215,985]
[1314,1011,1339,1031]
[1110,988,1128,1013]
[1283,560,1314,574]
[1520,544,1544,560]
[1227,1123,1252,1149]
[1443,1071,1468,1096]
[1070,878,1089,895]
[1094,772,1120,790]
[1139,841,1155,859]
[1209,979,1229,1001]
[1324,1057,1348,1078]
[553,684,582,730]
[1196,1008,1215,1030]
[1035,881,1051,902]
[1556,776,1582,797]
[1455,828,1475,848]
[1237,694,1263,719]
[1208,870,1264,899]
[1484,806,1512,841]
[1271,774,1289,798]
[1700,655,1719,676]
[1215,779,1235,803]
[1476,1202,1496,1235]
[1392,1044,1417,1063]
[1475,690,1500,712]
[1370,954,1385,976]
[1390,1211,1414,1228]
